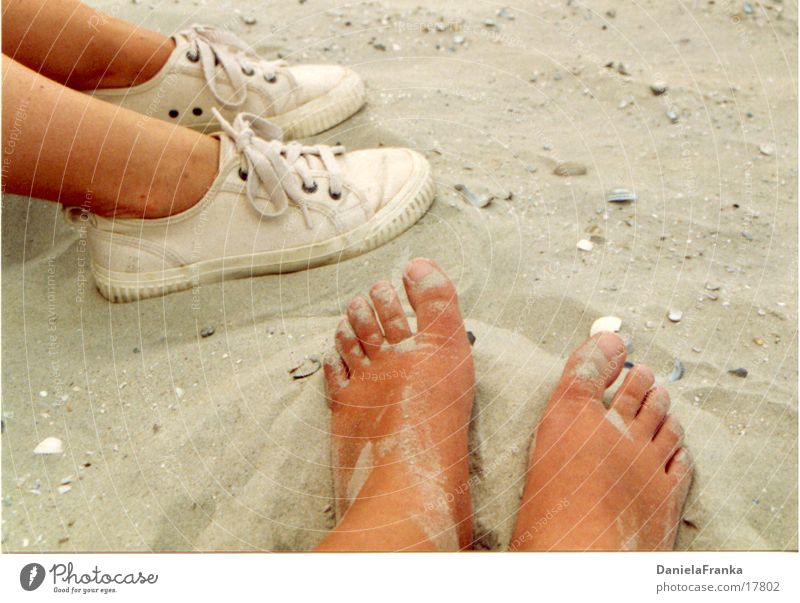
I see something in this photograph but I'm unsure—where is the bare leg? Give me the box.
[315,258,475,551]
[509,333,693,551]
[2,0,173,89]
[2,55,218,218]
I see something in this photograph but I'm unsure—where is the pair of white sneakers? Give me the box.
[77,25,435,302]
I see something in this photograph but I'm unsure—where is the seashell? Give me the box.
[590,316,622,337]
[576,239,594,252]
[607,187,637,203]
[290,356,322,380]
[554,162,587,177]
[34,437,63,455]
[667,359,685,382]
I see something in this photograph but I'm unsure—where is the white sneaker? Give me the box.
[69,111,435,302]
[88,24,366,138]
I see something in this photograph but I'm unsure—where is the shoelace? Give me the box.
[213,109,345,228]
[179,24,298,108]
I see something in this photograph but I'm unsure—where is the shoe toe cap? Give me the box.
[288,64,353,104]
[343,148,430,213]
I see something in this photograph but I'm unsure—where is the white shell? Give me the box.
[576,239,594,252]
[33,437,63,455]
[590,316,622,337]
[57,484,72,495]
[668,309,683,322]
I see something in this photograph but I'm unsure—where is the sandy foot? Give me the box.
[315,258,475,551]
[510,332,694,551]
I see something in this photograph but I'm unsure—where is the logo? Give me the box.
[20,563,45,591]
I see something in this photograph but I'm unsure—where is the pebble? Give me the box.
[607,187,637,203]
[666,110,679,124]
[576,239,594,252]
[454,184,491,208]
[743,2,754,15]
[589,316,622,337]
[741,231,753,241]
[650,82,668,96]
[553,162,587,177]
[667,309,683,322]
[57,485,72,495]
[34,437,63,455]
[754,337,765,347]
[39,391,47,398]
[759,143,774,156]
[728,367,748,378]
[453,35,466,45]
[241,15,257,25]
[705,282,721,291]
[497,7,514,19]
[175,387,185,399]
[200,326,215,338]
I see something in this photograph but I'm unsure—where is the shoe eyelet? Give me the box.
[168,109,179,118]
[242,66,255,76]
[186,50,199,62]
[264,74,278,84]
[302,182,318,194]
[192,107,203,116]
[238,168,248,181]
[329,189,342,200]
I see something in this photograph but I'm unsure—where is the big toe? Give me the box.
[552,332,627,407]
[402,258,466,341]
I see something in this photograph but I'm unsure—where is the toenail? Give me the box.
[406,259,434,281]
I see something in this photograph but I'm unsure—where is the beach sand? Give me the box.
[2,0,796,551]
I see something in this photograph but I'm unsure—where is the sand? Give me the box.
[1,0,796,551]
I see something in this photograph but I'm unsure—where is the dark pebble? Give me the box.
[200,326,215,338]
[728,367,748,378]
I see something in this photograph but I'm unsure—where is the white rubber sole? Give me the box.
[92,167,435,303]
[187,70,366,138]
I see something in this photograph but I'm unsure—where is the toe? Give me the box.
[369,280,412,344]
[653,415,684,460]
[347,296,384,359]
[335,319,368,370]
[552,332,627,406]
[666,447,694,498]
[634,387,671,437]
[610,364,655,420]
[323,352,349,405]
[402,258,465,340]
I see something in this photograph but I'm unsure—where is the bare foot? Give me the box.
[510,333,694,551]
[315,258,475,551]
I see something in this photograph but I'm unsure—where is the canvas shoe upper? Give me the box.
[88,24,366,138]
[73,111,434,302]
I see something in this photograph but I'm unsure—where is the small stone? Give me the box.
[666,110,679,124]
[466,331,476,346]
[705,282,721,291]
[200,326,215,338]
[34,437,63,455]
[542,143,553,151]
[728,367,748,378]
[497,7,514,19]
[667,309,683,322]
[554,162,587,177]
[616,62,630,76]
[39,391,47,398]
[607,187,637,203]
[57,485,72,495]
[743,2,754,15]
[372,42,386,51]
[759,143,774,156]
[757,309,766,316]
[289,356,322,380]
[241,15,257,25]
[175,387,185,399]
[453,35,466,45]
[753,337,765,346]
[705,292,719,301]
[483,19,496,28]
[741,231,753,241]
[576,239,594,252]
[650,82,668,96]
